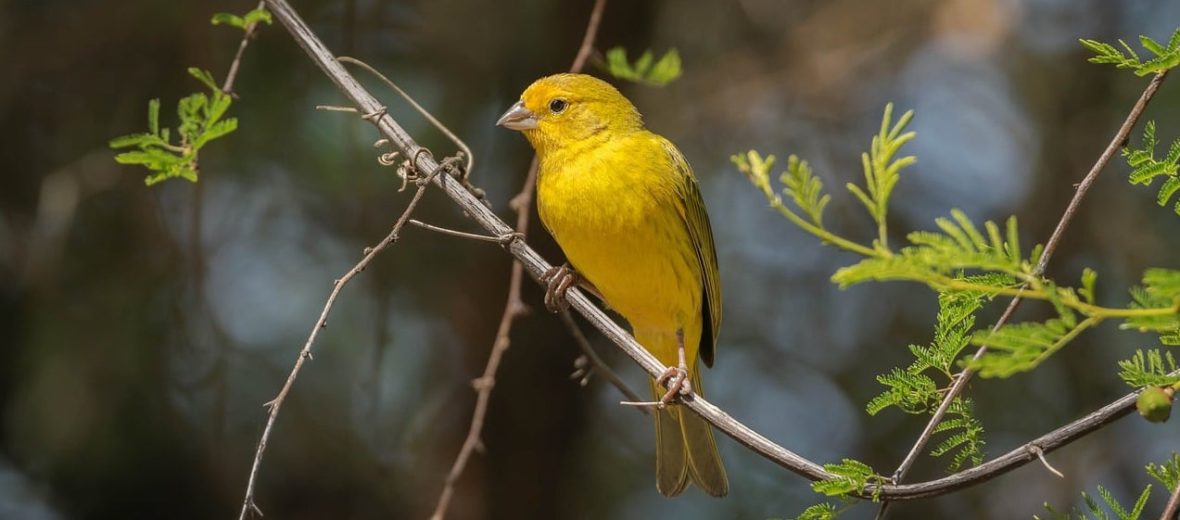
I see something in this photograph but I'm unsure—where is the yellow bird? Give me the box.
[497,73,727,497]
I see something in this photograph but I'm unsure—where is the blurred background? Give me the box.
[2,0,1180,518]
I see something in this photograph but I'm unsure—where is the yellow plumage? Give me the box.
[498,73,727,497]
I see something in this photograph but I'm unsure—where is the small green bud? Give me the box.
[1137,386,1174,423]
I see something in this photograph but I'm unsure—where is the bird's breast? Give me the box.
[536,142,700,332]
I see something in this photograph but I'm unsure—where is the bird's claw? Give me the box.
[541,264,579,313]
[656,365,692,406]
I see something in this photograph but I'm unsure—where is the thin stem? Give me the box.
[878,70,1169,518]
[238,180,433,520]
[770,200,883,258]
[1162,478,1180,520]
[221,1,267,95]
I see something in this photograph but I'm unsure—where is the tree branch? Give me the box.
[877,70,1169,518]
[257,0,1168,508]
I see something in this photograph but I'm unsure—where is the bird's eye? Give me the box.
[549,99,568,113]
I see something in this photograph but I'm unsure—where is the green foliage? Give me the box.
[866,286,988,470]
[1080,27,1180,76]
[790,503,841,520]
[601,47,682,86]
[1146,453,1180,490]
[969,288,1094,378]
[845,103,915,250]
[1122,268,1180,344]
[782,155,831,227]
[1037,485,1152,520]
[110,68,237,185]
[811,459,886,500]
[211,6,272,30]
[928,398,985,471]
[1122,121,1180,217]
[1118,349,1180,388]
[832,211,1036,288]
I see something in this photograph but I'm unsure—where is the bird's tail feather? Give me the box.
[651,370,728,497]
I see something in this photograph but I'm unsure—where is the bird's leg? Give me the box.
[540,263,595,313]
[656,329,693,405]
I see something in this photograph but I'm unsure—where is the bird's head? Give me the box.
[497,73,642,156]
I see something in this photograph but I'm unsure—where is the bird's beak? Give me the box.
[496,101,538,131]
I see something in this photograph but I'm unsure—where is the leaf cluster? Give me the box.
[832,211,1035,288]
[867,285,991,470]
[811,459,886,501]
[211,6,272,30]
[1122,121,1180,217]
[601,47,682,87]
[109,68,237,185]
[1080,27,1180,76]
[1119,349,1180,388]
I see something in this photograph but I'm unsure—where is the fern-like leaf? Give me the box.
[833,212,1032,288]
[1081,27,1180,76]
[812,459,885,500]
[1122,268,1180,344]
[601,47,682,86]
[1147,453,1180,490]
[1123,121,1180,216]
[928,398,986,471]
[845,103,916,249]
[782,155,831,226]
[1118,349,1180,388]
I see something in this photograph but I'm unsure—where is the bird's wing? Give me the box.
[658,136,722,367]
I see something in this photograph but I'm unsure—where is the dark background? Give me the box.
[2,0,1180,518]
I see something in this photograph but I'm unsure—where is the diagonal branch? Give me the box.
[259,0,1170,507]
[876,70,1169,519]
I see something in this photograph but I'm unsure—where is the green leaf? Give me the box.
[1122,269,1180,341]
[970,300,1094,378]
[1080,268,1098,304]
[1147,453,1180,490]
[210,13,246,28]
[812,459,885,500]
[1119,349,1180,388]
[187,67,220,92]
[793,503,840,520]
[928,398,985,471]
[212,7,271,30]
[781,155,831,226]
[833,212,1031,289]
[601,47,682,87]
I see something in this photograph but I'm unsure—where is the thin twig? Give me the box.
[238,169,437,519]
[1162,479,1180,520]
[429,0,607,517]
[262,0,1171,505]
[408,219,511,243]
[876,71,1169,519]
[337,57,474,175]
[559,310,647,408]
[222,1,268,95]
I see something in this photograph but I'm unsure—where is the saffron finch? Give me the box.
[497,73,728,497]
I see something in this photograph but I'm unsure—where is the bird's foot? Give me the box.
[540,264,580,313]
[656,365,693,406]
